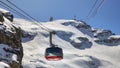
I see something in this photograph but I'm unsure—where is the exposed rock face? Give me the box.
[71,37,92,50]
[0,8,23,68]
[60,20,120,48]
[0,11,23,68]
[92,29,120,46]
[75,21,91,30]
[93,29,113,40]
[94,36,120,46]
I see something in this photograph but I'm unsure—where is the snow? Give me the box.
[13,19,120,68]
[109,35,120,38]
[0,8,9,13]
[0,62,10,68]
[0,44,17,67]
[0,16,17,34]
[1,18,120,68]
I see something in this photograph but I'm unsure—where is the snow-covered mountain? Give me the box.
[11,19,119,68]
[14,19,120,68]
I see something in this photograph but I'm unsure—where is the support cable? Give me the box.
[86,0,98,21]
[91,0,105,18]
[86,0,106,21]
[6,0,39,22]
[1,0,53,32]
[0,1,31,20]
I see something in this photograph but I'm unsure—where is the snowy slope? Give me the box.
[14,19,120,68]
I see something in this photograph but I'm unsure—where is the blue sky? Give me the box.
[1,0,120,34]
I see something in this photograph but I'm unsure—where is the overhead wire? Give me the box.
[0,1,31,20]
[0,0,53,32]
[91,0,105,18]
[6,0,53,32]
[86,0,98,21]
[0,0,62,56]
[6,0,39,22]
[86,0,106,21]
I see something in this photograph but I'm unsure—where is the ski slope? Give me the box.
[13,19,120,68]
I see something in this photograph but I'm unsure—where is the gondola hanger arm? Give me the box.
[49,31,56,47]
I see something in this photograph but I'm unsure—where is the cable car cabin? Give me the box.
[45,47,63,61]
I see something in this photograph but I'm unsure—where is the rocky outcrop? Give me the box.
[60,20,120,48]
[0,13,23,68]
[92,28,120,46]
[62,20,91,30]
[94,36,120,46]
[75,21,91,30]
[71,37,92,50]
[93,29,113,40]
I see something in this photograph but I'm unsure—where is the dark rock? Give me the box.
[94,37,120,46]
[71,37,92,50]
[0,25,23,68]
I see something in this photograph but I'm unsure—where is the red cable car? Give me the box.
[45,31,63,61]
[45,46,63,61]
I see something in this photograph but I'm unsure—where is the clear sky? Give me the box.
[1,0,120,34]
